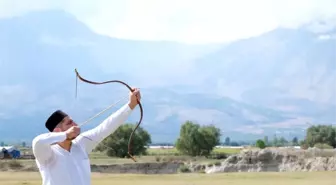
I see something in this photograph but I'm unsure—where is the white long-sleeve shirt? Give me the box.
[32,103,133,185]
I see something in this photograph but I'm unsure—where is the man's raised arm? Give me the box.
[32,132,67,164]
[75,102,134,153]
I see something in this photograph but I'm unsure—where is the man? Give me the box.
[32,88,141,185]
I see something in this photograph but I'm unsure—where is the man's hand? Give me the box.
[65,126,80,140]
[128,88,141,110]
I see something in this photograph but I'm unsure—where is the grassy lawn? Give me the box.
[145,147,242,155]
[13,147,241,166]
[0,171,334,185]
[18,146,242,157]
[84,147,242,164]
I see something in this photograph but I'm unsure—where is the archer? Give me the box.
[32,88,141,185]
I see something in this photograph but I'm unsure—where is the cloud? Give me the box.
[0,0,335,44]
[0,0,64,17]
[0,85,38,108]
[268,0,336,28]
[229,117,324,135]
[258,117,314,129]
[79,0,279,43]
[233,125,265,135]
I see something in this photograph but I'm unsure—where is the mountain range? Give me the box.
[0,10,335,144]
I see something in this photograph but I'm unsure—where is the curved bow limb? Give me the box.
[74,68,143,162]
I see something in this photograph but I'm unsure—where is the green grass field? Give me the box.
[0,171,334,185]
[88,147,242,163]
[15,147,242,165]
[19,146,242,157]
[145,147,242,155]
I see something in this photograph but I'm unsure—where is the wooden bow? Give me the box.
[74,68,143,162]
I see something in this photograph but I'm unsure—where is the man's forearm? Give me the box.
[76,103,133,153]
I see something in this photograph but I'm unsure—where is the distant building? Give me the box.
[0,146,21,159]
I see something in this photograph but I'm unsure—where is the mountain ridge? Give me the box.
[0,10,335,144]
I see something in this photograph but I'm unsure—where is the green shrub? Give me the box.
[256,139,266,149]
[314,143,333,149]
[178,165,191,173]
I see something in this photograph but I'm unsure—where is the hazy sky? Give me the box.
[0,0,335,44]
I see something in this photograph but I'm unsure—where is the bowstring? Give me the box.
[76,95,128,155]
[75,75,130,158]
[75,71,78,98]
[78,95,129,128]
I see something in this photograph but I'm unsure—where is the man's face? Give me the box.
[54,116,78,132]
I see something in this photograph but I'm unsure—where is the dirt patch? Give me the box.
[0,160,183,174]
[91,162,183,174]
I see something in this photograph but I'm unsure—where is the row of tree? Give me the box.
[300,125,336,149]
[254,135,299,148]
[256,125,336,149]
[94,120,335,158]
[3,121,332,157]
[94,120,221,158]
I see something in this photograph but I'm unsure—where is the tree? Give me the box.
[278,137,288,146]
[300,140,309,149]
[224,137,230,146]
[305,125,336,148]
[230,141,239,146]
[175,120,221,156]
[264,136,269,146]
[95,123,151,158]
[256,139,266,149]
[271,134,278,147]
[292,137,298,146]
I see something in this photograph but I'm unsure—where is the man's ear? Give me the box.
[54,127,62,132]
